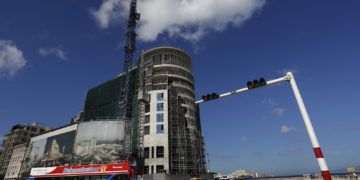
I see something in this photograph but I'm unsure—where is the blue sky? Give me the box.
[1,0,360,176]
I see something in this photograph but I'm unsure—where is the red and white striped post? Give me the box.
[287,72,332,180]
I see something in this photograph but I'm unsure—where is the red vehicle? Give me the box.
[29,161,135,180]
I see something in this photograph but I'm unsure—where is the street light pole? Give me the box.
[287,72,331,180]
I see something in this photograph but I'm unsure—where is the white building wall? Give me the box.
[5,144,27,179]
[143,90,169,174]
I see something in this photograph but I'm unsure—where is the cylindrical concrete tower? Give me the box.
[137,46,205,175]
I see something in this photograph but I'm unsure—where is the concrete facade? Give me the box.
[143,90,169,174]
[0,123,48,178]
[4,143,27,180]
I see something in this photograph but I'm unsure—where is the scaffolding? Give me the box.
[137,47,206,175]
[72,70,139,163]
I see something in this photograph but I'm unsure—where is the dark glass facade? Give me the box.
[83,69,138,121]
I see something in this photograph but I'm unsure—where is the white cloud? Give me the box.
[261,99,286,117]
[91,0,266,42]
[39,47,67,60]
[272,107,285,116]
[240,137,247,142]
[261,98,276,107]
[0,40,27,78]
[91,0,128,28]
[280,125,298,133]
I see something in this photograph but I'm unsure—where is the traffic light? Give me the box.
[201,93,220,101]
[247,77,267,89]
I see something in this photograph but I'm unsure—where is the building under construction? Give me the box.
[81,46,207,175]
[79,46,207,176]
[136,47,206,176]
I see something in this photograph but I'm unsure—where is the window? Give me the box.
[157,103,164,111]
[151,147,154,158]
[30,127,37,132]
[156,146,164,158]
[156,165,164,174]
[182,107,187,114]
[144,166,149,174]
[164,54,170,61]
[144,126,150,135]
[156,113,164,122]
[144,147,150,158]
[156,125,164,134]
[145,115,150,124]
[145,103,150,113]
[151,165,154,174]
[157,93,164,101]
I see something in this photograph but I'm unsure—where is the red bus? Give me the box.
[29,161,135,180]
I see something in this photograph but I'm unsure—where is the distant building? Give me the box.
[0,123,49,178]
[227,168,272,179]
[231,169,255,177]
[4,143,27,180]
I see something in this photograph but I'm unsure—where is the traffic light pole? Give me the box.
[196,72,331,180]
[195,75,290,104]
[287,72,331,180]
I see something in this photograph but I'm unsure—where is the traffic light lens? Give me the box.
[202,95,208,101]
[202,93,220,101]
[211,93,219,98]
[259,78,266,86]
[247,77,267,90]
[253,80,259,87]
[247,81,254,89]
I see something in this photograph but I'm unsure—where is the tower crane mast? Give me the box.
[123,0,140,73]
[122,0,140,120]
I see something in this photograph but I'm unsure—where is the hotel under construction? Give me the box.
[0,46,207,179]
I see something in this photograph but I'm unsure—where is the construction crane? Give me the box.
[122,0,140,120]
[123,0,140,73]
